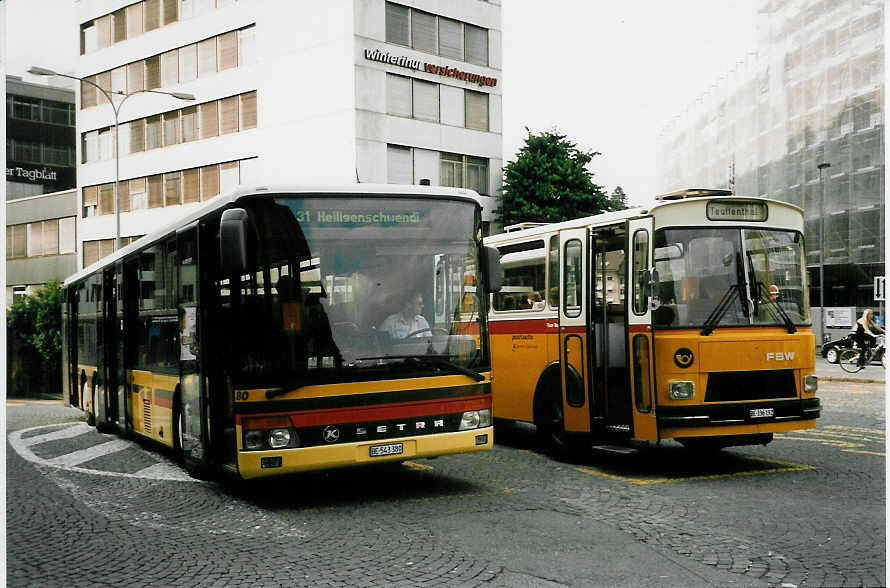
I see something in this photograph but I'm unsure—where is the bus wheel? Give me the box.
[535,388,570,455]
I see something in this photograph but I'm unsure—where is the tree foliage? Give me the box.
[499,129,611,227]
[7,280,63,398]
[605,186,629,212]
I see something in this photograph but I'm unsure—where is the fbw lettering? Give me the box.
[765,352,795,361]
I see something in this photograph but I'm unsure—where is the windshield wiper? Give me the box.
[755,282,797,334]
[745,251,759,317]
[700,284,743,336]
[357,354,485,381]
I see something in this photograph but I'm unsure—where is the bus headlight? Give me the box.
[245,430,265,450]
[268,428,292,448]
[669,381,695,400]
[459,408,491,430]
[804,375,818,393]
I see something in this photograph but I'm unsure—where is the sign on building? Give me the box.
[875,276,886,301]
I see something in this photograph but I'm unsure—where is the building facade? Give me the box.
[6,76,79,304]
[656,0,883,315]
[75,0,502,269]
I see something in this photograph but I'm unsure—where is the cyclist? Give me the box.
[852,309,884,367]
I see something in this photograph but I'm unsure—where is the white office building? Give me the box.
[75,0,502,268]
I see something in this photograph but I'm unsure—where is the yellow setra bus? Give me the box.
[485,189,820,453]
[63,185,501,479]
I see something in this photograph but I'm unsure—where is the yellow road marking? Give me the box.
[841,449,885,457]
[575,457,814,485]
[403,460,434,471]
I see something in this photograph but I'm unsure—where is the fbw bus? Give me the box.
[485,189,820,452]
[63,185,502,479]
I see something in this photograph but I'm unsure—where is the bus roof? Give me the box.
[64,183,484,287]
[485,194,803,245]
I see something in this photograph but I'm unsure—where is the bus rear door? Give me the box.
[559,228,591,434]
[626,217,656,441]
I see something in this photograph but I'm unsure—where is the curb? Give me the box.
[819,376,885,384]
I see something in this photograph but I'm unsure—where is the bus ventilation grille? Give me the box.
[705,370,797,402]
[142,399,152,433]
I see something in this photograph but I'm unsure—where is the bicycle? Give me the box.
[839,334,885,373]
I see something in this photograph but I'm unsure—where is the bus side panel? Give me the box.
[490,316,556,422]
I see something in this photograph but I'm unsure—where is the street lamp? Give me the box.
[817,161,831,343]
[28,66,195,251]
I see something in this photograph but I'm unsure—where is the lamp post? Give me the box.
[817,161,831,343]
[28,66,194,251]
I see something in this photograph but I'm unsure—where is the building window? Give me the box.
[6,217,76,259]
[387,145,413,184]
[440,152,488,195]
[464,90,489,131]
[385,2,488,66]
[413,79,439,122]
[386,74,412,117]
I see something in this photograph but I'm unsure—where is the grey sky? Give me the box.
[4,0,759,206]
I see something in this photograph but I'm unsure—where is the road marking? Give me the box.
[8,423,201,483]
[575,457,814,485]
[404,460,434,471]
[45,439,132,466]
[776,424,884,455]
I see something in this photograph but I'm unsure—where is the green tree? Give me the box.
[499,129,610,226]
[7,280,63,398]
[605,186,629,211]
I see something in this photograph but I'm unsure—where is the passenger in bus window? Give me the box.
[380,293,430,339]
[527,292,544,310]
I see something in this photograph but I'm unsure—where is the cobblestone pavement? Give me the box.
[6,380,885,587]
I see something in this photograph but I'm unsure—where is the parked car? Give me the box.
[821,333,857,363]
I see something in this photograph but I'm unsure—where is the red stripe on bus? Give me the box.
[489,319,556,334]
[237,395,491,428]
[628,324,650,333]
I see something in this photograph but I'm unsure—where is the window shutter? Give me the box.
[126,3,143,38]
[111,66,127,93]
[100,239,115,259]
[387,145,413,184]
[162,49,179,87]
[113,8,127,43]
[83,185,98,207]
[99,183,114,215]
[43,220,59,255]
[218,31,237,71]
[119,180,131,213]
[129,119,145,153]
[59,218,76,254]
[179,43,198,82]
[220,96,239,134]
[96,71,112,104]
[200,101,219,138]
[238,25,256,65]
[385,2,410,46]
[438,18,462,60]
[97,15,112,49]
[130,178,147,210]
[464,90,488,131]
[147,175,164,208]
[201,165,220,200]
[183,168,200,203]
[127,61,145,93]
[411,10,436,53]
[83,241,99,268]
[145,56,161,90]
[162,0,178,25]
[198,37,217,77]
[28,223,44,257]
[412,80,439,122]
[144,0,161,31]
[181,106,198,141]
[146,115,162,149]
[386,74,412,117]
[164,172,182,206]
[81,77,97,109]
[13,225,27,258]
[220,161,240,193]
[464,24,488,66]
[241,91,257,129]
[163,111,180,146]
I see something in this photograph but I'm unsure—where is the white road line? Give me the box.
[8,423,202,483]
[45,439,132,466]
[21,422,91,446]
[131,462,194,481]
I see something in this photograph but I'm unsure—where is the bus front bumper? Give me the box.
[657,397,820,439]
[236,427,493,479]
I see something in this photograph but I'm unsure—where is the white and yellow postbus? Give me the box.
[485,189,820,452]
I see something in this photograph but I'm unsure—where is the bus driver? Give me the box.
[380,293,430,339]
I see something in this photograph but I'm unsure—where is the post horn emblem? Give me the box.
[673,348,694,368]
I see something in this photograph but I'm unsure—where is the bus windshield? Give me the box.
[653,227,809,329]
[223,195,487,388]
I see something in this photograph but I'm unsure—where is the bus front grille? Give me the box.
[705,370,797,402]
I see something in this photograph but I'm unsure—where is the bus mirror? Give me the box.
[483,246,503,293]
[220,208,249,274]
[649,268,661,310]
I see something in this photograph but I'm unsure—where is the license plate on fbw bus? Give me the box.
[369,442,404,457]
[750,408,775,419]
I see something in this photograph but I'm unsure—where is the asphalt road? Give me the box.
[6,377,885,587]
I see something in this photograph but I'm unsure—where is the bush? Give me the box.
[7,280,63,398]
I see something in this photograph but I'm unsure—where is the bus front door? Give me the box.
[626,218,657,441]
[558,228,591,434]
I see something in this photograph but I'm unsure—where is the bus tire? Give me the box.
[534,386,571,456]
